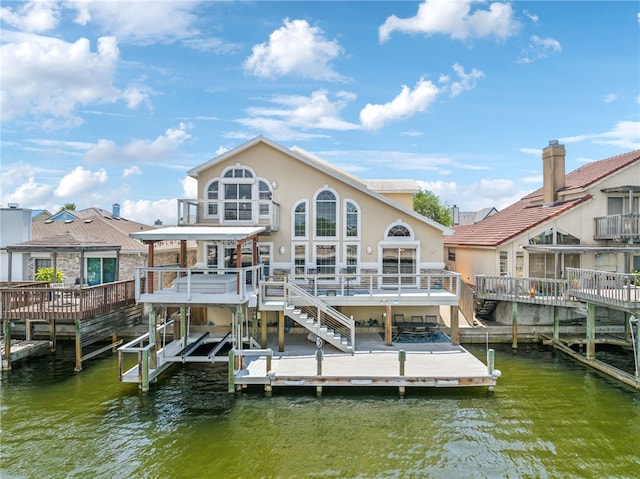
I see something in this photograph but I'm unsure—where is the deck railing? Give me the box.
[135,265,264,302]
[594,214,640,241]
[0,280,138,321]
[285,270,460,300]
[176,198,281,231]
[475,275,572,306]
[565,267,640,310]
[476,269,640,311]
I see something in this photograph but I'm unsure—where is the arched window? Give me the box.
[387,224,411,237]
[293,201,307,238]
[345,201,359,238]
[206,180,219,217]
[316,190,337,237]
[258,180,271,217]
[221,165,254,221]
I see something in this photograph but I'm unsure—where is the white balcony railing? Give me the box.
[177,198,280,231]
[594,214,640,241]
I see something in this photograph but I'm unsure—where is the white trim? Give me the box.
[203,178,219,220]
[384,221,415,240]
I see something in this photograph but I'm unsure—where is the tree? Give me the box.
[413,189,452,227]
[62,203,76,211]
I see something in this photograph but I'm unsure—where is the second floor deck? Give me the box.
[135,266,461,308]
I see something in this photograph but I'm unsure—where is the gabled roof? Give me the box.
[458,207,498,225]
[447,196,590,247]
[446,149,640,247]
[187,136,453,235]
[33,214,156,253]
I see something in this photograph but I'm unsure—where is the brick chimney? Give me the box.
[542,140,565,205]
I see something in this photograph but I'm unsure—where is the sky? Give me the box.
[1,0,639,226]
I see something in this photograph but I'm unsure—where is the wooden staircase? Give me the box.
[284,283,354,353]
[475,298,498,321]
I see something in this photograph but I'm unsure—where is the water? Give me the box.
[1,343,639,479]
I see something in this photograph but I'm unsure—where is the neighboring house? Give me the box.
[3,205,196,286]
[456,207,498,226]
[445,141,640,286]
[31,209,51,222]
[0,205,32,282]
[132,136,459,346]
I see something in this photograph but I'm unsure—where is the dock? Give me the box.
[231,333,500,397]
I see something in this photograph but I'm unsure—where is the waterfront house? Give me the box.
[119,136,490,392]
[446,142,640,285]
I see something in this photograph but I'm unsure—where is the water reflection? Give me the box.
[1,343,638,479]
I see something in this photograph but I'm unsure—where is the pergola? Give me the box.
[5,233,121,286]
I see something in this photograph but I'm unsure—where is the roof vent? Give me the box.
[84,219,93,223]
[64,219,73,224]
[8,203,19,208]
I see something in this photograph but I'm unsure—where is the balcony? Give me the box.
[177,198,280,232]
[594,214,640,242]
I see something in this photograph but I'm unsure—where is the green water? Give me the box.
[1,344,638,479]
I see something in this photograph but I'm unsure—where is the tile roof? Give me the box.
[523,149,640,200]
[446,149,640,247]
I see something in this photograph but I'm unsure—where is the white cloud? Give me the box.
[603,94,617,104]
[560,121,640,150]
[523,10,539,23]
[518,35,562,64]
[420,178,527,212]
[181,176,197,199]
[120,198,177,225]
[84,123,192,163]
[235,90,359,140]
[244,18,346,81]
[68,0,196,45]
[360,78,440,130]
[0,32,149,122]
[1,176,54,209]
[519,148,542,156]
[123,165,142,178]
[54,166,108,198]
[0,0,60,33]
[441,63,484,97]
[379,0,519,43]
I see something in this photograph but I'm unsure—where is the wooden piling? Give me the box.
[450,306,459,346]
[398,349,406,376]
[511,301,518,350]
[228,350,235,393]
[586,303,596,359]
[2,319,11,371]
[316,349,323,376]
[260,311,267,349]
[278,310,285,352]
[74,319,82,371]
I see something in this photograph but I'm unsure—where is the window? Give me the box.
[206,244,218,268]
[448,248,456,261]
[87,257,116,286]
[35,258,52,274]
[315,190,337,237]
[206,181,219,217]
[515,252,524,277]
[258,180,271,216]
[316,244,336,278]
[345,201,359,238]
[293,201,307,238]
[345,244,358,269]
[387,225,411,237]
[224,183,252,221]
[224,167,253,178]
[258,244,271,278]
[499,252,508,276]
[294,244,306,275]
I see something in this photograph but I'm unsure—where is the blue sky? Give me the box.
[1,0,639,225]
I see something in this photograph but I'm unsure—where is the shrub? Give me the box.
[35,267,65,283]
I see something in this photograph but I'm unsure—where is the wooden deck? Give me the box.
[233,333,499,395]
